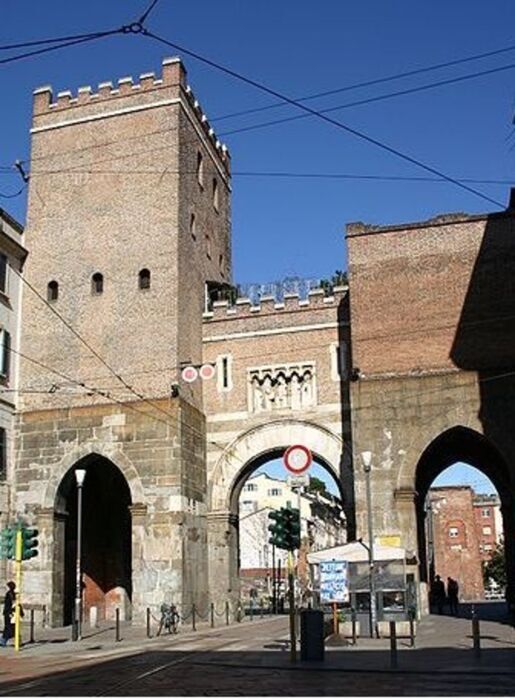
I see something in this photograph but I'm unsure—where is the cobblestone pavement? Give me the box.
[0,609,513,695]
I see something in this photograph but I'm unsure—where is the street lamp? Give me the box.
[74,468,86,641]
[361,451,377,638]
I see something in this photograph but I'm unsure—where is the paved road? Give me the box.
[0,614,514,695]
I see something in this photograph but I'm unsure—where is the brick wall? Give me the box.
[429,487,484,600]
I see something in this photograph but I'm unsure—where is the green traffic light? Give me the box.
[21,526,39,561]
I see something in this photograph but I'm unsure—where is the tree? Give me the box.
[483,544,507,590]
[307,476,331,499]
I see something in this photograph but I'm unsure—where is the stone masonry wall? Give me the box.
[14,397,207,623]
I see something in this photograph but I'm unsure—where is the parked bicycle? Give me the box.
[157,603,179,636]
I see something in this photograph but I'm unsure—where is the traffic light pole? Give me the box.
[287,550,296,663]
[14,529,22,653]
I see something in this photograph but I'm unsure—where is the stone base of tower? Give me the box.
[14,397,208,627]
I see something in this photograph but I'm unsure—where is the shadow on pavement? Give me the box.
[0,644,514,696]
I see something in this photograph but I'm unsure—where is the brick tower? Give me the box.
[15,58,231,624]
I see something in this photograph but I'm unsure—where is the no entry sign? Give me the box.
[283,444,312,475]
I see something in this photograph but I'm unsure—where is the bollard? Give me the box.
[237,602,242,623]
[409,610,416,649]
[146,607,151,638]
[351,608,357,646]
[225,600,229,626]
[210,602,215,628]
[115,608,121,642]
[192,605,196,631]
[29,609,35,644]
[260,599,264,620]
[389,621,398,669]
[472,612,481,658]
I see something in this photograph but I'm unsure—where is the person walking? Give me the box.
[447,577,459,616]
[431,575,446,615]
[1,582,16,647]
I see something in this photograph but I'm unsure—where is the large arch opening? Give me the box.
[54,454,132,625]
[415,426,512,614]
[207,419,353,604]
[231,448,346,608]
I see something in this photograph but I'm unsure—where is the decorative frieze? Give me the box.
[247,362,317,413]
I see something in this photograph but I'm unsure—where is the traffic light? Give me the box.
[268,507,301,551]
[21,527,39,560]
[268,509,287,550]
[0,527,15,560]
[283,507,301,551]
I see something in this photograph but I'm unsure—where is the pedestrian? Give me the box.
[1,581,16,647]
[447,577,459,616]
[431,575,446,615]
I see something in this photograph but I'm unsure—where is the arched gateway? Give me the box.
[206,419,352,603]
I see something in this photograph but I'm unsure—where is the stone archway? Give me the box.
[413,426,513,608]
[207,419,352,604]
[53,454,134,626]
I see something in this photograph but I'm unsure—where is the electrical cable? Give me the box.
[0,185,25,199]
[24,167,515,186]
[212,42,515,124]
[138,0,161,24]
[0,29,119,52]
[0,29,125,66]
[143,30,505,209]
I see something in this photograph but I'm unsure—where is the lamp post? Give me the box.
[74,468,86,641]
[361,451,377,638]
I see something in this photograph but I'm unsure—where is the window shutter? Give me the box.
[2,330,10,378]
[0,255,7,294]
[0,428,5,479]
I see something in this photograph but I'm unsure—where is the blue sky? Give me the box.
[256,460,497,497]
[2,0,515,284]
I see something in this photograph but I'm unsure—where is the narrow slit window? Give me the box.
[190,213,197,240]
[92,272,103,295]
[0,427,5,480]
[212,178,219,211]
[47,280,59,302]
[0,254,7,294]
[139,268,151,290]
[196,152,204,188]
[0,330,10,380]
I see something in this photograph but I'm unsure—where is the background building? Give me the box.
[238,473,346,601]
[426,486,504,600]
[0,208,26,583]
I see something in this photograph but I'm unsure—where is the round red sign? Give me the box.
[181,366,198,383]
[199,363,216,380]
[283,444,312,474]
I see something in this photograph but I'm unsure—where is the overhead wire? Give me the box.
[212,41,515,123]
[142,30,505,209]
[0,29,125,66]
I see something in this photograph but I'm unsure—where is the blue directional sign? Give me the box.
[320,560,349,603]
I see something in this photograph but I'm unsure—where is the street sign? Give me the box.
[288,474,309,489]
[319,560,349,604]
[181,366,198,383]
[283,444,312,474]
[199,363,216,380]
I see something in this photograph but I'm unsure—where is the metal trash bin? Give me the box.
[300,609,325,661]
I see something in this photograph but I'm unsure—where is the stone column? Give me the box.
[207,511,239,607]
[129,502,148,622]
[394,488,418,555]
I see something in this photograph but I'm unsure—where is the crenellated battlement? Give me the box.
[203,285,348,322]
[32,57,230,169]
